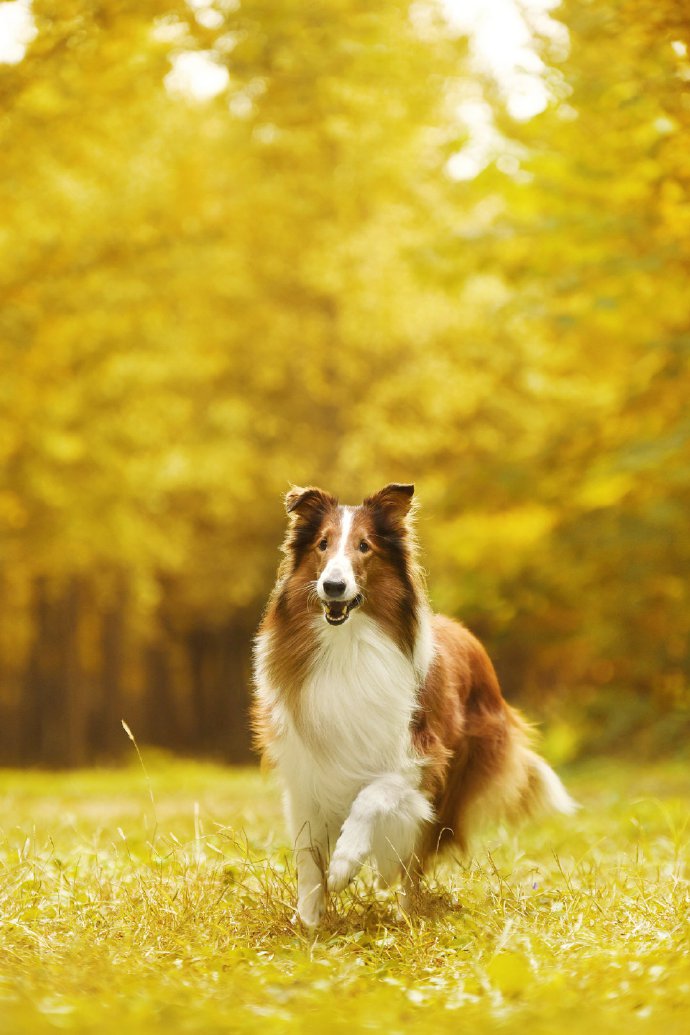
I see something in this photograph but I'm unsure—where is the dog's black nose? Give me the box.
[323,580,347,599]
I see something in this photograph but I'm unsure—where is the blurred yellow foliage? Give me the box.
[0,0,689,763]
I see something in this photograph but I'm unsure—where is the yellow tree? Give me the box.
[0,1,477,761]
[414,0,690,748]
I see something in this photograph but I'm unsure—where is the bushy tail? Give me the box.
[517,747,579,819]
[461,711,578,847]
[503,710,578,823]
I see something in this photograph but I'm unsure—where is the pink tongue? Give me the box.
[327,602,346,617]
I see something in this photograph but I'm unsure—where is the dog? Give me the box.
[252,483,575,927]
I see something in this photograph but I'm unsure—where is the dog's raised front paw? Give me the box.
[327,851,361,892]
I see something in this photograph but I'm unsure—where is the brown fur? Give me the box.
[413,616,526,857]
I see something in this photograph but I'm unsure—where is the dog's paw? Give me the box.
[297,885,325,928]
[328,850,361,892]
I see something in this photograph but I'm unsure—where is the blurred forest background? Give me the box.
[1,0,689,767]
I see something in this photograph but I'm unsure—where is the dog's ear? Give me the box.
[284,485,337,522]
[364,483,415,526]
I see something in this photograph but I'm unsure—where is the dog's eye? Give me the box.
[318,538,328,552]
[358,540,370,554]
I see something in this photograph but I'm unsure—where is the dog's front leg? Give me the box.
[328,774,432,892]
[294,824,327,929]
[285,794,329,928]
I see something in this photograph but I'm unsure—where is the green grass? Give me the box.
[1,755,688,1034]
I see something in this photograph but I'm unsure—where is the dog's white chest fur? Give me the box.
[260,614,423,823]
[303,614,418,770]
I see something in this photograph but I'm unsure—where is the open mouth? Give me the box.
[323,595,363,626]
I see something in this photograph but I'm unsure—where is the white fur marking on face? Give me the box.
[318,506,358,600]
[336,506,353,560]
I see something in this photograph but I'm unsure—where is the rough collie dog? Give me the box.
[253,484,575,927]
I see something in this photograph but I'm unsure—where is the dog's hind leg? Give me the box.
[395,855,425,917]
[328,774,432,893]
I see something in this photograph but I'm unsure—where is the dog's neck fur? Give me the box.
[255,605,434,821]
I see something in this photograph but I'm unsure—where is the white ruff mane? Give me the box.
[256,607,434,823]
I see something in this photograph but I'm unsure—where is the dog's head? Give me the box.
[282,483,417,627]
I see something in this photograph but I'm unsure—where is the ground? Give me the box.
[0,753,688,1034]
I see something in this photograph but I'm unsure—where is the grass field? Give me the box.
[0,752,688,1034]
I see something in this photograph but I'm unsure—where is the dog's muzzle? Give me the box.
[323,595,363,626]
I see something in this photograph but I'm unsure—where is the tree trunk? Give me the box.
[143,639,179,748]
[21,577,87,766]
[98,579,128,756]
[63,577,88,767]
[221,614,255,763]
[20,576,49,764]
